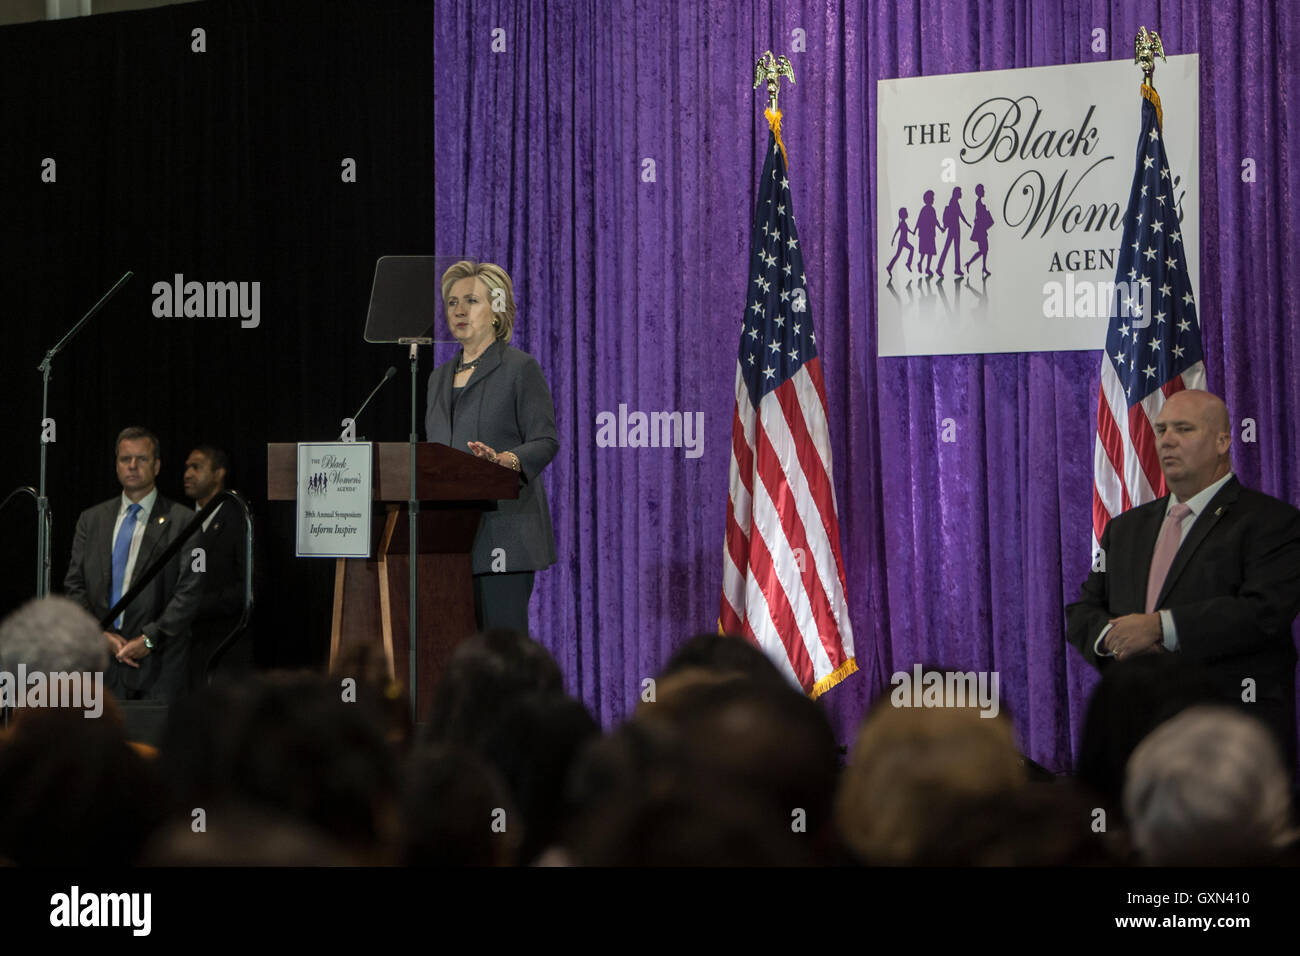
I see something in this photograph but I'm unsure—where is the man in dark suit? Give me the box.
[182,444,253,688]
[63,427,202,702]
[1067,390,1300,767]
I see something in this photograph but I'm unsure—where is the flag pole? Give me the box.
[720,51,859,698]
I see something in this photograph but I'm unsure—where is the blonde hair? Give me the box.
[440,260,516,344]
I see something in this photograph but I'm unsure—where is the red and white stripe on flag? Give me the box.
[721,115,855,697]
[720,355,857,697]
[1093,360,1206,546]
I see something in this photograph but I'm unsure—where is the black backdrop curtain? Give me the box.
[0,0,436,667]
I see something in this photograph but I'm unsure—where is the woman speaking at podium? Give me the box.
[424,260,559,633]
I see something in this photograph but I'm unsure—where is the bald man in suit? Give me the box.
[63,427,203,702]
[1067,390,1300,768]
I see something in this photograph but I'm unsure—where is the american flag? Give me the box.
[1093,85,1205,550]
[720,116,857,698]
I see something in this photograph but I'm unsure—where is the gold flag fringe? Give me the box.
[765,107,789,167]
[811,656,858,699]
[715,621,859,699]
[1141,83,1163,130]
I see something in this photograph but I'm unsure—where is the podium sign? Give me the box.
[296,442,373,557]
[268,441,519,721]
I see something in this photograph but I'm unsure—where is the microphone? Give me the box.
[342,366,396,439]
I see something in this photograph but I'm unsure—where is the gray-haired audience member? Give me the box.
[0,595,109,675]
[1124,706,1297,865]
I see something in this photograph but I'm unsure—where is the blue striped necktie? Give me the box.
[110,502,142,629]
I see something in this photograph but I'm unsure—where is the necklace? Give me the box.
[455,350,486,373]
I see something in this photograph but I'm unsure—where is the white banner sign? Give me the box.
[296,442,372,558]
[876,55,1199,356]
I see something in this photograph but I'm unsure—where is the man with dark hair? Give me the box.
[401,745,519,866]
[0,701,164,865]
[478,692,600,864]
[156,674,400,864]
[63,426,202,702]
[570,776,814,866]
[663,679,844,863]
[1067,390,1300,768]
[424,629,565,750]
[661,632,794,692]
[183,445,253,688]
[190,443,229,478]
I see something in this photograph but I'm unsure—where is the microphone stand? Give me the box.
[398,336,431,723]
[345,367,396,438]
[35,271,134,597]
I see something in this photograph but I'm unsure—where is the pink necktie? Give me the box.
[1145,503,1192,612]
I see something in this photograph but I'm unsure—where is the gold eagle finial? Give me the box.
[1134,27,1167,86]
[753,51,795,113]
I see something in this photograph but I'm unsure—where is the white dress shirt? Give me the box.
[1094,471,1235,657]
[198,500,222,533]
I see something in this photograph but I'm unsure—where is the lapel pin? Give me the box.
[1214,507,1223,516]
[157,516,166,524]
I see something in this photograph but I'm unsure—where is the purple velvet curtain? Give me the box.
[433,0,1300,770]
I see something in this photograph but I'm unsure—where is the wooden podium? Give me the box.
[267,442,518,720]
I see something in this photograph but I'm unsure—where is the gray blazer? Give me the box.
[425,340,559,574]
[63,492,203,699]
